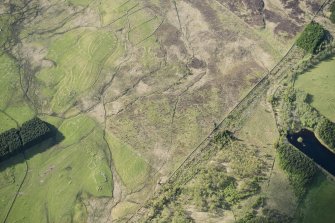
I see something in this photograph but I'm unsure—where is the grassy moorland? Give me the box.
[0,0,334,222]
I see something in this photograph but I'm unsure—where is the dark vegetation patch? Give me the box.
[0,117,53,161]
[187,0,238,42]
[0,129,21,158]
[306,0,321,13]
[330,2,335,23]
[216,0,265,27]
[263,9,283,23]
[237,208,292,223]
[0,14,15,49]
[263,9,301,38]
[274,22,301,38]
[189,168,238,212]
[280,0,304,23]
[317,119,335,151]
[296,22,327,53]
[188,166,260,213]
[188,57,206,69]
[20,117,51,146]
[145,131,235,221]
[0,1,37,52]
[157,22,184,49]
[275,138,317,200]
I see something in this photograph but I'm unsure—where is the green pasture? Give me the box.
[295,57,335,121]
[99,0,139,26]
[106,133,150,192]
[0,112,17,132]
[0,54,20,109]
[0,53,35,131]
[57,115,97,147]
[0,116,113,223]
[36,28,117,113]
[298,175,335,223]
[0,155,26,222]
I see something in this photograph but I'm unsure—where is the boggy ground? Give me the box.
[0,0,328,222]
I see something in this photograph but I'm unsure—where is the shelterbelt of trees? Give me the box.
[0,117,51,160]
[318,119,335,151]
[296,22,327,53]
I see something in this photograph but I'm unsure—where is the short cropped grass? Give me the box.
[0,112,17,132]
[0,154,26,222]
[0,53,35,131]
[295,57,335,121]
[37,28,117,113]
[58,115,97,147]
[3,116,113,223]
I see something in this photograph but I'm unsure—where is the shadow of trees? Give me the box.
[0,123,64,172]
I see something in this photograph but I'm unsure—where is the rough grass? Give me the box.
[237,100,278,147]
[67,0,92,6]
[111,201,139,221]
[236,99,297,216]
[106,134,150,191]
[295,57,335,121]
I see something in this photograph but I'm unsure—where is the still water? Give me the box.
[287,129,335,176]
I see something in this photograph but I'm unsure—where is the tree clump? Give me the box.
[20,117,51,146]
[275,138,317,199]
[0,117,51,161]
[317,118,335,151]
[296,22,326,53]
[0,128,21,158]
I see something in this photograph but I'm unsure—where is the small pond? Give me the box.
[287,129,335,176]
